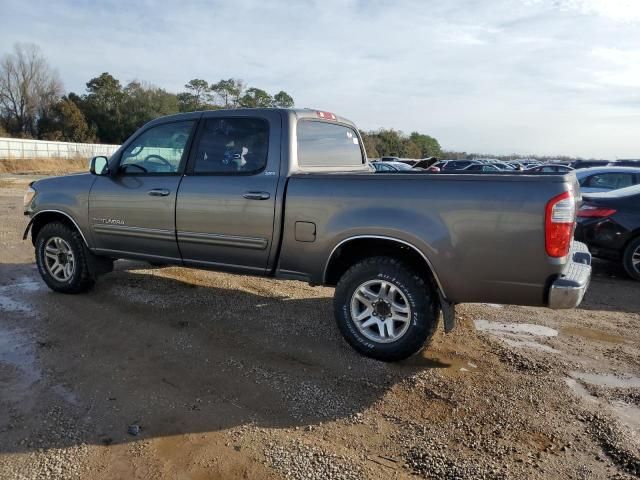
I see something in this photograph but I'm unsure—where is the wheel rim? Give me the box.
[633,245,640,273]
[350,279,412,344]
[43,237,75,282]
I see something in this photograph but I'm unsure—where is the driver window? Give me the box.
[119,121,194,174]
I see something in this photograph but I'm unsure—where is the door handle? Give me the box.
[242,191,270,200]
[147,188,171,197]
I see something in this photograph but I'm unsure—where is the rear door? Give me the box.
[176,111,281,273]
[88,120,196,260]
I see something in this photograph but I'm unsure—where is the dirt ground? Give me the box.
[0,175,638,480]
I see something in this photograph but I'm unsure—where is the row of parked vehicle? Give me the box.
[370,156,640,281]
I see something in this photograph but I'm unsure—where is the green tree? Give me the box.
[177,78,213,112]
[409,132,442,158]
[122,80,179,137]
[403,140,422,159]
[76,72,126,143]
[239,87,274,108]
[359,130,379,158]
[273,90,294,108]
[210,78,244,108]
[374,129,404,156]
[38,96,95,142]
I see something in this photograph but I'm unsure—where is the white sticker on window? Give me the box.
[352,137,359,144]
[346,131,353,138]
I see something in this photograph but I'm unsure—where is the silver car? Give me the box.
[575,166,640,193]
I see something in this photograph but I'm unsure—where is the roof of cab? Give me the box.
[143,108,356,129]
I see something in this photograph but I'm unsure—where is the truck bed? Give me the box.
[278,172,579,306]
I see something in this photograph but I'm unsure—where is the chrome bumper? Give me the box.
[548,242,592,309]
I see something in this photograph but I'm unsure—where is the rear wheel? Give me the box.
[35,222,95,293]
[622,237,640,281]
[333,256,439,361]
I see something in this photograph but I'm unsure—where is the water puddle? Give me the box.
[569,372,640,389]
[474,320,558,337]
[561,325,626,344]
[474,319,559,353]
[565,374,640,434]
[51,383,81,406]
[0,325,42,399]
[0,280,42,313]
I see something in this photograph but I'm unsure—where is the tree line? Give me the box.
[359,129,442,159]
[0,43,295,144]
[0,43,446,159]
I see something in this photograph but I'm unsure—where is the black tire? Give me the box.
[35,222,95,293]
[333,256,439,362]
[622,237,640,281]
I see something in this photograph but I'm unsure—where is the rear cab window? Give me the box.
[297,120,365,168]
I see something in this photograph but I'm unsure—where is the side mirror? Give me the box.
[90,156,109,175]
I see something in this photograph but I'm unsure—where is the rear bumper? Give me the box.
[547,242,592,309]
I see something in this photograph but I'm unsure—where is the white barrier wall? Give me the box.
[0,137,120,160]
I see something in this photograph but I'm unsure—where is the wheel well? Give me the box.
[324,238,440,291]
[30,212,85,246]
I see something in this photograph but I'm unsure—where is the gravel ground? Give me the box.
[0,177,638,479]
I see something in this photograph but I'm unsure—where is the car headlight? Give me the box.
[23,186,36,209]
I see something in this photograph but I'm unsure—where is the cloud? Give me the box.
[1,0,639,158]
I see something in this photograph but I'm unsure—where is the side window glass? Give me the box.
[193,118,269,174]
[297,121,364,167]
[120,121,194,174]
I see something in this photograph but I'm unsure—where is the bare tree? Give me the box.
[0,43,63,137]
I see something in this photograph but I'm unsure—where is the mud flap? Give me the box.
[438,291,456,333]
[84,245,114,278]
[22,219,34,241]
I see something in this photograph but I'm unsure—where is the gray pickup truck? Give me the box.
[23,108,592,361]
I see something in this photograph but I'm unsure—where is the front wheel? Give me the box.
[35,222,95,293]
[333,256,439,362]
[622,237,640,281]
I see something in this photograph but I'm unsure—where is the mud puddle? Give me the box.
[0,325,42,399]
[474,319,560,353]
[565,374,640,434]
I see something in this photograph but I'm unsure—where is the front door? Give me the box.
[89,120,196,261]
[176,112,281,273]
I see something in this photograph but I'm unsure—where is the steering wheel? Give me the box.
[121,163,148,173]
[143,154,172,171]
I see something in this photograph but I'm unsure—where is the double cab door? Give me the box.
[88,110,282,273]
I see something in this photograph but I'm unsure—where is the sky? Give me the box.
[1,0,639,158]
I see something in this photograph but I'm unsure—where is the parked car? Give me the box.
[461,163,501,172]
[609,159,640,168]
[527,164,575,174]
[22,108,591,362]
[572,160,611,170]
[371,161,415,172]
[575,184,640,280]
[491,162,517,171]
[438,160,481,171]
[575,167,640,193]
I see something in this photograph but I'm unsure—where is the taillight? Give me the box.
[577,204,617,218]
[545,191,575,258]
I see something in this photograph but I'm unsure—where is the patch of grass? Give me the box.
[0,157,89,175]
